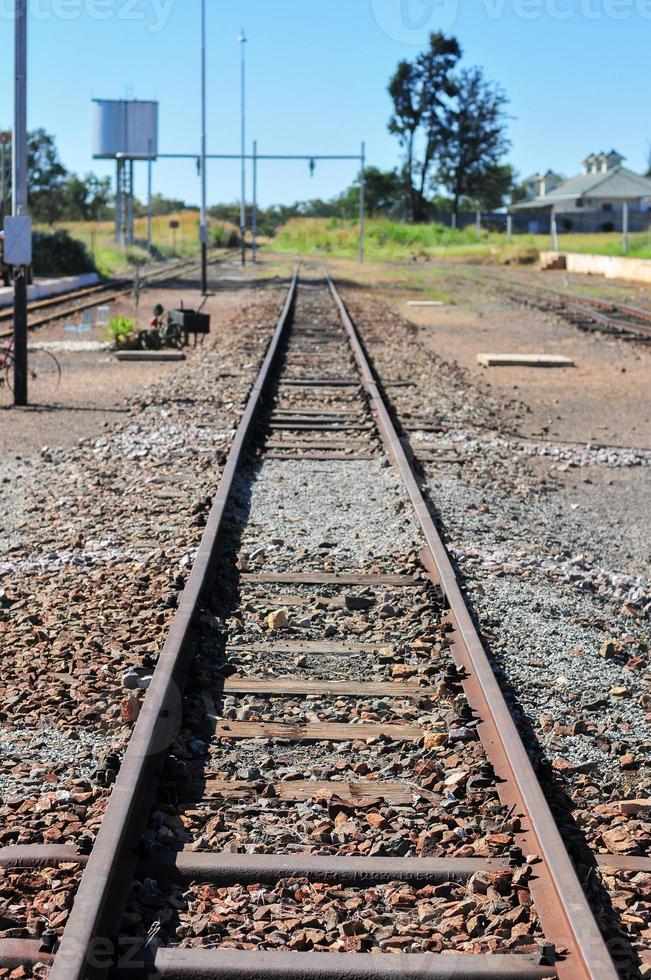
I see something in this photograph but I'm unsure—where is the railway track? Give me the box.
[449,266,651,342]
[0,256,214,340]
[0,267,637,978]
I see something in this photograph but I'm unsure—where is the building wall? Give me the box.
[512,208,651,234]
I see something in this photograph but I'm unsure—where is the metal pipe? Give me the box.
[199,0,208,293]
[146,155,153,254]
[238,30,247,266]
[252,139,258,263]
[12,0,28,407]
[358,141,365,264]
[157,153,362,161]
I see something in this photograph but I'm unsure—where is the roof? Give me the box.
[511,166,651,211]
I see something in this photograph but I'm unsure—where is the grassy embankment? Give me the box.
[272,217,651,262]
[44,210,238,277]
[51,213,651,277]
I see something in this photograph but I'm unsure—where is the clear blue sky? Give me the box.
[1,0,650,208]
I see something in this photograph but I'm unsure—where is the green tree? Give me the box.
[339,167,405,218]
[388,32,461,222]
[436,67,511,218]
[473,163,516,211]
[28,128,68,224]
[63,173,112,221]
[150,194,189,216]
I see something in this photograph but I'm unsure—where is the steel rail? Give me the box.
[0,255,222,340]
[0,281,124,322]
[26,265,615,979]
[46,266,299,980]
[482,267,651,326]
[460,267,651,338]
[323,268,618,980]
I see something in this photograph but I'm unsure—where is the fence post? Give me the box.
[550,208,559,251]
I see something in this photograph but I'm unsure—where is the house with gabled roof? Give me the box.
[511,151,651,232]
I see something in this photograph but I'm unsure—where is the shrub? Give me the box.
[107,314,136,349]
[212,223,240,248]
[32,229,97,277]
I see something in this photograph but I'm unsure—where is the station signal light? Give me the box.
[309,158,316,178]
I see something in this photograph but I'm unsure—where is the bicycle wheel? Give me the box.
[6,348,62,399]
[139,329,161,351]
[165,324,185,349]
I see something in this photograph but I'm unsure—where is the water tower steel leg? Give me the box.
[127,160,135,245]
[147,158,153,253]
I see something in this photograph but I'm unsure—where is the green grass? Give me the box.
[47,214,651,277]
[273,217,497,261]
[270,217,651,263]
[43,211,240,277]
[542,231,651,259]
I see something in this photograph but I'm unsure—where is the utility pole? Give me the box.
[199,0,208,293]
[238,29,247,267]
[252,139,258,264]
[12,0,29,407]
[359,141,365,264]
[622,201,629,254]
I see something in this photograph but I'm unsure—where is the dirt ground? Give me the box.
[323,255,650,451]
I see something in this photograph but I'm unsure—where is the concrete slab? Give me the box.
[477,353,575,368]
[114,350,186,362]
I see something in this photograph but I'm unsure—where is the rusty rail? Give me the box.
[462,266,651,340]
[3,265,620,979]
[324,268,618,980]
[0,255,220,339]
[44,266,299,980]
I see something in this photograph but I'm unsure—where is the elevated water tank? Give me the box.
[92,99,158,160]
